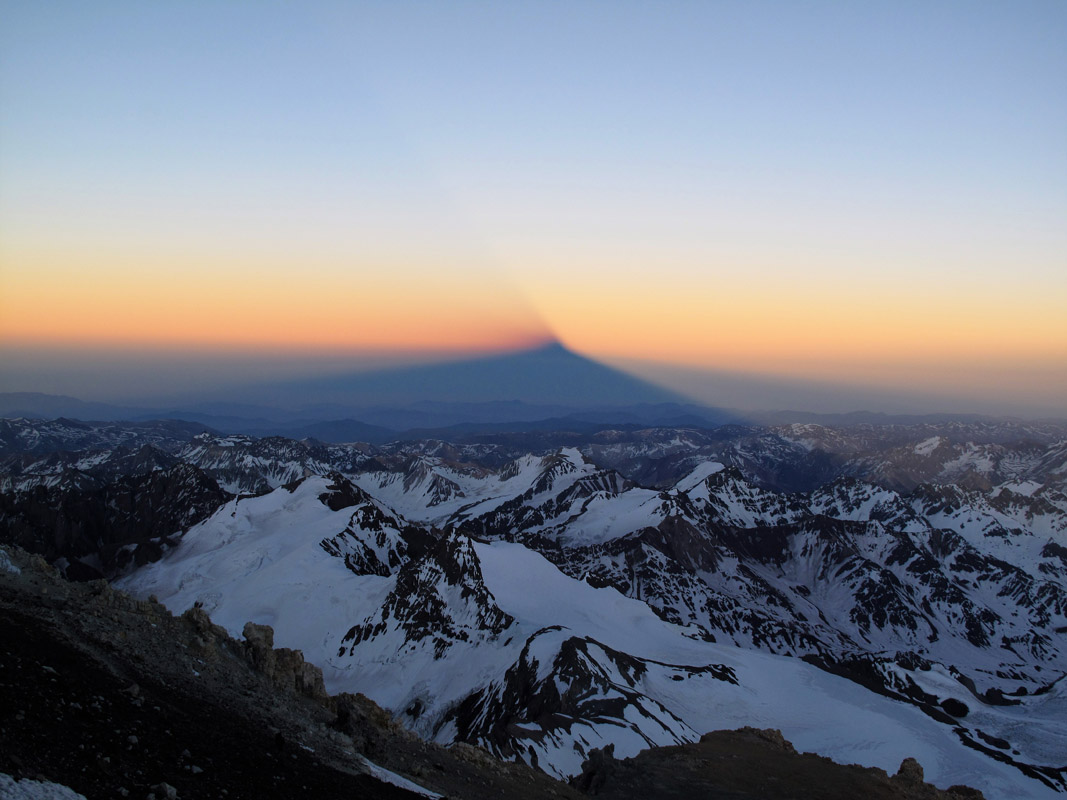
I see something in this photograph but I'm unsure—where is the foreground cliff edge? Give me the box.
[1,544,983,799]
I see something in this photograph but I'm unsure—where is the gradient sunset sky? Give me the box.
[1,2,1065,414]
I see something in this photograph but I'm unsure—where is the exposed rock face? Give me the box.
[341,532,513,660]
[180,605,231,657]
[441,626,737,767]
[0,463,231,579]
[332,692,418,759]
[572,744,617,795]
[718,727,797,753]
[318,472,369,510]
[896,757,926,784]
[240,621,328,702]
[570,730,983,800]
[317,475,418,578]
[242,620,275,662]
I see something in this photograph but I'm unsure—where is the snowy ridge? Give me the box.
[7,418,1067,797]
[117,450,1067,796]
[120,507,1063,795]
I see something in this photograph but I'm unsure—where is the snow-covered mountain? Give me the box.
[0,417,211,457]
[114,471,1066,797]
[4,417,1067,797]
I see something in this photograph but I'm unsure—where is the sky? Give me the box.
[1,1,1065,415]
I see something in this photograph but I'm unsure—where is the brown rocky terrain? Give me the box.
[573,729,985,799]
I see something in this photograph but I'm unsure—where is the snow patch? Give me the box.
[357,756,443,798]
[0,774,87,799]
[0,548,20,575]
[674,461,725,493]
[914,436,943,456]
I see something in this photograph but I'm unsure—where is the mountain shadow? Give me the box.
[250,341,691,409]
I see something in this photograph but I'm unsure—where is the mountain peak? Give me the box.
[525,340,573,357]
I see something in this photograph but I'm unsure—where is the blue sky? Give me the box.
[1,1,1065,414]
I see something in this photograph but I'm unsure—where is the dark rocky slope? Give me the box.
[0,463,231,580]
[573,729,984,800]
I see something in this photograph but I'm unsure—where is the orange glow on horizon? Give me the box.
[536,281,1067,375]
[2,246,1064,405]
[0,250,551,354]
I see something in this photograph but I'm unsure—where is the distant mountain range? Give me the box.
[5,342,1063,443]
[0,394,737,443]
[5,342,1058,444]
[0,343,742,440]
